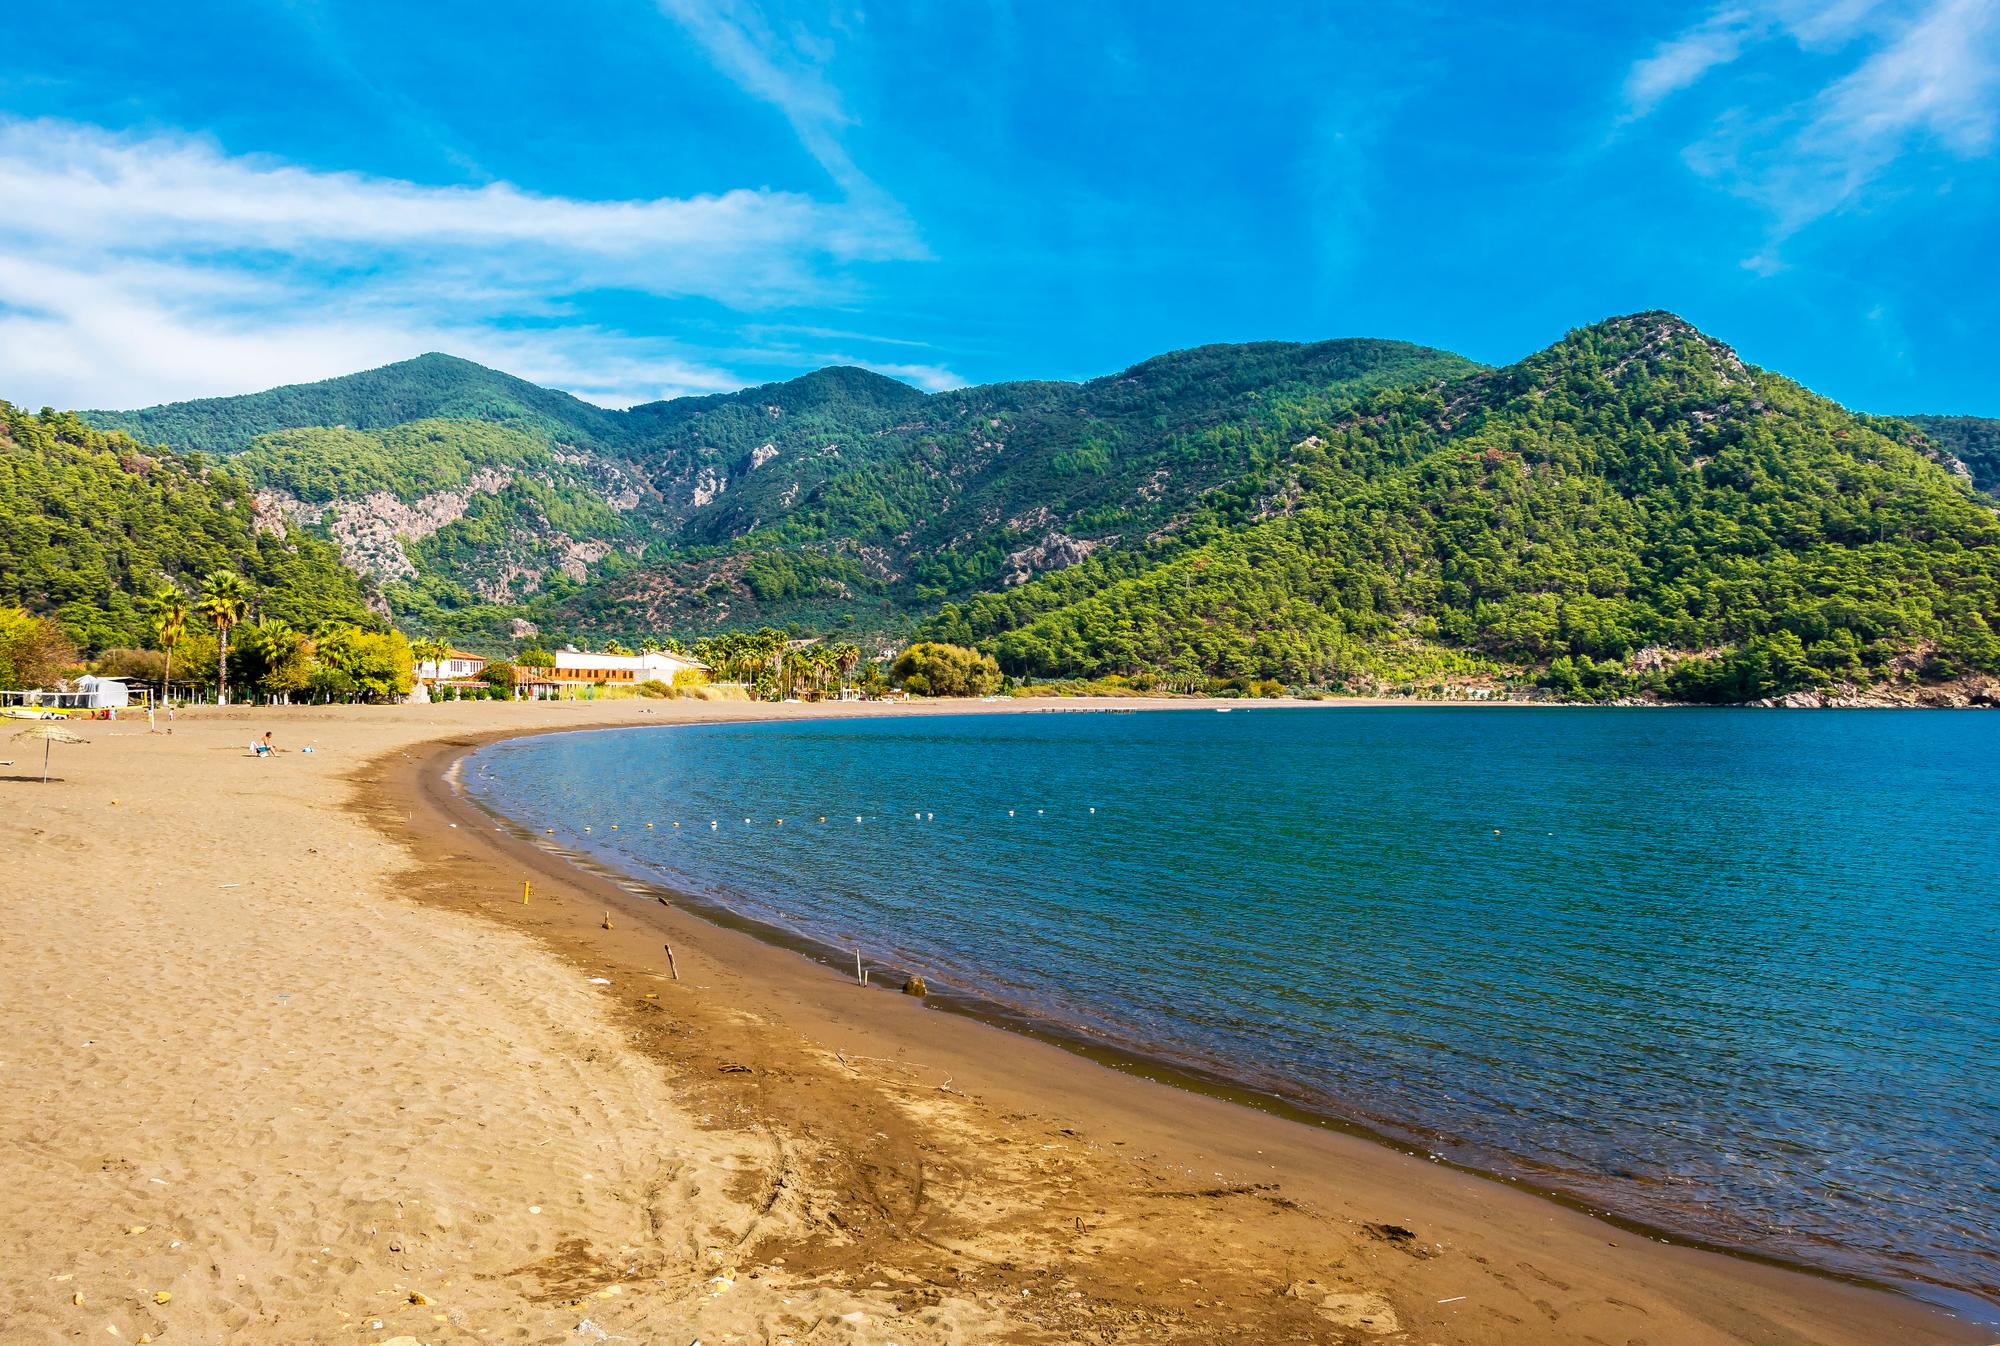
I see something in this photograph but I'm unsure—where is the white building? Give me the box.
[416,649,488,683]
[547,648,709,684]
[0,675,133,711]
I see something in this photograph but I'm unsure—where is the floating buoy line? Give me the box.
[531,805,1112,838]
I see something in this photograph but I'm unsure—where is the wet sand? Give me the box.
[0,696,1985,1344]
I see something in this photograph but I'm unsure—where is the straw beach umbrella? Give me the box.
[12,722,89,783]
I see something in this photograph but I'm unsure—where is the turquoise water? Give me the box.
[467,707,2000,1316]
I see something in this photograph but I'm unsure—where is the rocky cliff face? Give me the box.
[1003,532,1098,586]
[254,467,513,582]
[1753,678,1999,709]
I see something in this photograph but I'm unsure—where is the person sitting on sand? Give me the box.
[251,731,275,757]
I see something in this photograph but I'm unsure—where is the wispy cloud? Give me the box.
[655,0,876,198]
[1625,0,2000,263]
[0,118,928,408]
[1625,7,1769,117]
[745,322,940,350]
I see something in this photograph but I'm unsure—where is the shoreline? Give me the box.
[2,696,1983,1344]
[367,699,1984,1342]
[443,711,1978,1316]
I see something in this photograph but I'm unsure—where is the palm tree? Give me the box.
[410,636,451,682]
[196,570,252,706]
[833,642,861,694]
[780,647,812,699]
[144,582,189,730]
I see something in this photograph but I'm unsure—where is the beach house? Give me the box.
[415,649,488,686]
[512,647,710,697]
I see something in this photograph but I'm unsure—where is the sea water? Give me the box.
[467,707,2000,1316]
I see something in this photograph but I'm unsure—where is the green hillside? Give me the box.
[81,339,1479,644]
[0,401,378,651]
[577,339,1482,631]
[1907,415,2000,500]
[85,353,628,456]
[922,315,2000,698]
[41,314,2000,703]
[231,417,554,503]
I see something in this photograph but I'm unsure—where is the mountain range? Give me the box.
[2,311,1994,701]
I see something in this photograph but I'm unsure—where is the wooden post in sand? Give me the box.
[664,944,680,981]
[854,948,867,987]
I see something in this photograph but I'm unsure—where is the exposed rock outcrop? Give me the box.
[1003,532,1098,586]
[254,466,512,582]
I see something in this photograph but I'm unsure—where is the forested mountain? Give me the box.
[26,313,1999,702]
[0,402,377,651]
[1906,415,2000,500]
[85,353,630,456]
[83,338,1478,644]
[922,315,2000,699]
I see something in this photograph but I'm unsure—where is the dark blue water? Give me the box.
[466,707,2000,1315]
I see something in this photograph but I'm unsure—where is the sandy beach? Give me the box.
[1,696,1985,1346]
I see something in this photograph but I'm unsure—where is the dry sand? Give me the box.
[0,697,1985,1345]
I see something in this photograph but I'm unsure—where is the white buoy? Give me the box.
[1089,807,1096,814]
[926,812,934,821]
[1008,809,1014,817]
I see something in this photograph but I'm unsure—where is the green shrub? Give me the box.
[890,642,1002,697]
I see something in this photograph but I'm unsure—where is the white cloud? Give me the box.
[1625,0,2000,258]
[1807,0,1999,163]
[1625,8,1768,116]
[655,0,874,199]
[0,118,928,409]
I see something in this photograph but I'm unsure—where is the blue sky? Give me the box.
[0,1,1994,414]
